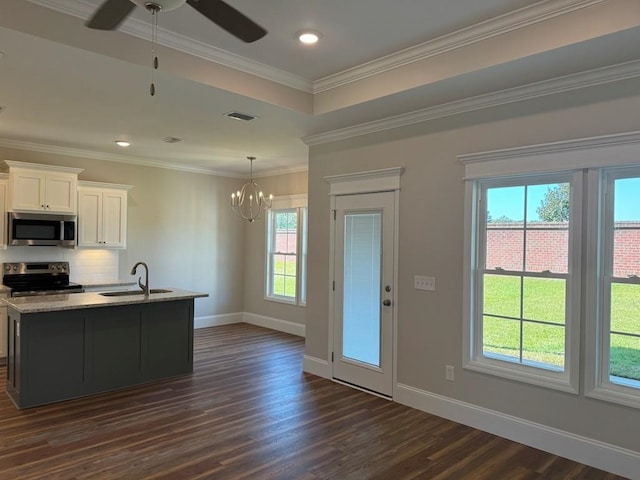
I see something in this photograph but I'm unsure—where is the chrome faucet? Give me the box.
[130,262,149,296]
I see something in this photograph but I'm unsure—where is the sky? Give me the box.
[487,178,640,222]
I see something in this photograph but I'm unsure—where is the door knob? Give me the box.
[383,299,391,306]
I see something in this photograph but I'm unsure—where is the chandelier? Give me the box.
[231,157,273,222]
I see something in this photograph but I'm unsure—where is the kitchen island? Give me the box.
[4,289,207,409]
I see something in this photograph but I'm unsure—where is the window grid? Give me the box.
[480,182,570,373]
[265,204,307,305]
[600,171,640,392]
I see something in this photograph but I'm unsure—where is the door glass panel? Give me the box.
[342,212,382,367]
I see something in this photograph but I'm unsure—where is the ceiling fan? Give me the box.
[86,0,267,43]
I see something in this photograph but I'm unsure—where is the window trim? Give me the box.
[463,172,582,394]
[264,195,308,306]
[460,131,640,407]
[585,167,640,409]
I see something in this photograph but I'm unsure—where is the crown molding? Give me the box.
[0,139,244,177]
[26,0,312,93]
[0,138,308,178]
[303,59,640,146]
[458,131,640,164]
[313,0,606,93]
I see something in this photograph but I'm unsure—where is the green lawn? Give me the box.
[483,275,640,380]
[272,256,296,297]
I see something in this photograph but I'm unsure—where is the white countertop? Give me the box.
[3,288,208,314]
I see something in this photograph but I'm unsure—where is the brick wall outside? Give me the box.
[275,229,297,254]
[487,222,640,276]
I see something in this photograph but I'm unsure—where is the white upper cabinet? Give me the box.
[78,181,132,249]
[2,161,83,214]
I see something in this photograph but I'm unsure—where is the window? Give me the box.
[461,132,640,406]
[466,173,581,392]
[587,167,640,407]
[265,195,307,305]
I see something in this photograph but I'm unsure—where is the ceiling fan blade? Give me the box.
[86,0,136,30]
[186,0,267,43]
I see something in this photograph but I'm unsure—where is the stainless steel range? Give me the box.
[2,262,84,297]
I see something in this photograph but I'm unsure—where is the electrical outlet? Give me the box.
[414,275,436,291]
[445,365,455,381]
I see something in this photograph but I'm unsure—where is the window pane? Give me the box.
[613,177,640,278]
[525,227,568,273]
[526,183,570,273]
[285,255,297,276]
[523,277,565,325]
[283,275,296,298]
[274,254,286,274]
[483,274,520,318]
[522,322,565,370]
[483,316,520,361]
[610,283,640,334]
[273,275,285,296]
[610,334,640,382]
[343,212,382,367]
[609,283,640,382]
[486,227,524,271]
[486,186,524,270]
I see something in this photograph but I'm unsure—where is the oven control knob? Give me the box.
[4,265,10,271]
[56,265,62,271]
[12,266,17,271]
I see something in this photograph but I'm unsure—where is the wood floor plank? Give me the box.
[0,323,628,479]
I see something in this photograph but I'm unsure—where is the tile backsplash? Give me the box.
[0,247,120,284]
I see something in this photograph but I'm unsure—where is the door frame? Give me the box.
[326,167,403,398]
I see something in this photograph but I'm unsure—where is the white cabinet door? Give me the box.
[102,190,127,248]
[44,174,77,213]
[78,186,128,248]
[78,189,102,246]
[10,171,77,213]
[11,171,45,211]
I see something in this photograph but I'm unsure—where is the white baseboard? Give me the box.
[395,383,640,480]
[243,312,305,337]
[194,312,242,329]
[302,355,331,379]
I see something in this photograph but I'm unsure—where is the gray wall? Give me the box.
[0,147,247,319]
[304,78,640,452]
[242,170,308,326]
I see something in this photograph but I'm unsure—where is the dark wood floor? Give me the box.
[0,323,627,479]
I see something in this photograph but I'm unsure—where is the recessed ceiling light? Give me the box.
[297,30,322,45]
[115,140,130,147]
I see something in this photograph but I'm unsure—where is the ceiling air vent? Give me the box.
[163,136,182,143]
[225,111,258,122]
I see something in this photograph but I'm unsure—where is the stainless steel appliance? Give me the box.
[7,212,77,247]
[2,262,84,297]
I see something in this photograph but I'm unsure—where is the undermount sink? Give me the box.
[100,289,172,297]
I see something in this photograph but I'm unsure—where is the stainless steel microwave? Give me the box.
[8,212,77,247]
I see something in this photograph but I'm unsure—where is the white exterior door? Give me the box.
[333,191,396,397]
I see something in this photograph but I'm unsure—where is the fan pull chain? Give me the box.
[150,7,159,96]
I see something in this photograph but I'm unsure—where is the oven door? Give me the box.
[8,212,76,247]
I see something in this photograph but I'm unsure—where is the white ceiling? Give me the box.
[1,0,640,176]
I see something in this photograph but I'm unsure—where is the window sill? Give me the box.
[264,295,298,306]
[586,382,640,410]
[464,357,578,394]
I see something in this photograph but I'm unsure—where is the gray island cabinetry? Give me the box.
[4,289,207,409]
